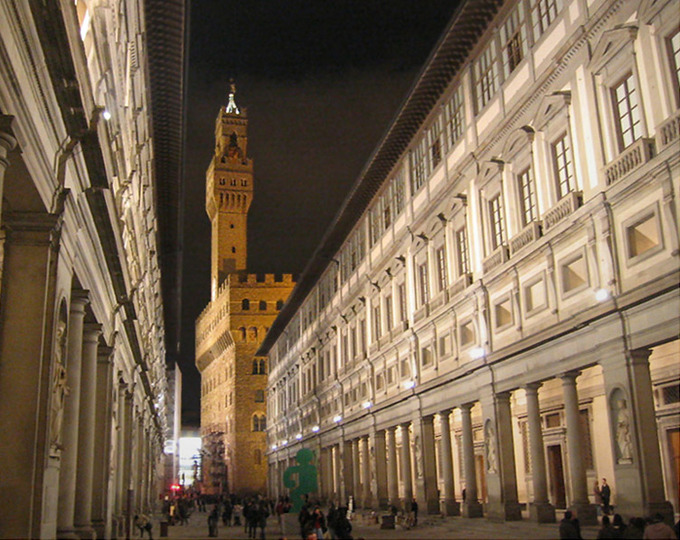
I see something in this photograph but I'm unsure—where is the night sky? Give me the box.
[180,1,461,424]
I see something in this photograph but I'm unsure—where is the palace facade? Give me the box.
[0,0,186,538]
[196,87,295,496]
[260,0,679,525]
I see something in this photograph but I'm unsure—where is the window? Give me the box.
[456,227,470,276]
[398,283,407,322]
[531,0,562,40]
[429,116,444,169]
[445,85,465,149]
[421,346,433,367]
[489,195,506,249]
[561,253,588,295]
[668,29,680,106]
[438,333,452,357]
[494,298,513,329]
[276,299,284,310]
[385,295,394,332]
[612,73,642,150]
[255,390,265,402]
[460,320,475,347]
[410,137,429,193]
[517,167,537,226]
[474,43,499,111]
[373,304,382,340]
[552,133,574,199]
[252,360,259,374]
[417,262,429,305]
[435,246,448,292]
[525,276,547,314]
[253,414,266,432]
[625,209,662,261]
[259,300,267,311]
[242,299,250,310]
[501,3,528,78]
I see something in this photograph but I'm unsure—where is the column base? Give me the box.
[462,501,484,518]
[74,525,96,539]
[441,499,461,516]
[426,498,439,514]
[529,502,556,523]
[56,527,80,539]
[569,502,598,526]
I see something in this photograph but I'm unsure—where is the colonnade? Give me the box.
[268,350,674,525]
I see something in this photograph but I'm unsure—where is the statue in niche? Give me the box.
[614,397,633,463]
[49,319,69,456]
[485,421,497,474]
[413,435,423,478]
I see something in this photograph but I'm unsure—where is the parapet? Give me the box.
[233,273,295,286]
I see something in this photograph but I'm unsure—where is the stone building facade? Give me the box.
[260,0,679,525]
[196,87,295,496]
[0,0,185,538]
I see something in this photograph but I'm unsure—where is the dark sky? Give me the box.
[180,1,461,424]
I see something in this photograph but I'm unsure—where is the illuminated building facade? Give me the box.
[196,86,295,496]
[0,0,186,538]
[261,0,679,525]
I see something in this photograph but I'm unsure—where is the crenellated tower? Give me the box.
[206,82,253,298]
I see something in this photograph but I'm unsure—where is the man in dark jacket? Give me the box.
[560,510,582,539]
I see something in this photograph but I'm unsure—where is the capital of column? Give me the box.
[386,425,397,434]
[628,348,652,365]
[496,391,512,404]
[524,382,543,396]
[460,401,475,413]
[440,408,453,418]
[559,370,581,384]
[83,322,103,343]
[70,289,90,315]
[97,345,114,364]
[421,414,435,426]
[0,115,17,157]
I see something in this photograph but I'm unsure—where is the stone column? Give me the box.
[416,415,439,514]
[399,422,413,508]
[0,115,17,300]
[495,392,522,520]
[386,427,399,509]
[361,436,372,508]
[373,430,389,509]
[74,323,103,537]
[332,445,341,502]
[460,403,483,517]
[439,410,460,515]
[0,211,60,539]
[341,440,353,503]
[524,383,555,522]
[57,290,90,538]
[114,379,128,536]
[352,439,361,506]
[561,372,597,525]
[600,350,674,522]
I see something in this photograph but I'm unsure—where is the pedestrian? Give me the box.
[233,501,243,526]
[410,497,418,527]
[643,513,676,539]
[623,517,646,539]
[612,514,627,538]
[598,515,618,539]
[257,501,269,540]
[333,507,352,540]
[208,506,219,537]
[327,502,339,540]
[276,496,287,536]
[134,514,153,539]
[222,498,232,526]
[601,478,612,515]
[298,504,313,540]
[594,480,603,515]
[312,506,326,540]
[560,510,583,540]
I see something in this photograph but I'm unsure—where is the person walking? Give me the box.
[208,506,219,537]
[560,510,583,539]
[311,506,326,540]
[601,478,612,515]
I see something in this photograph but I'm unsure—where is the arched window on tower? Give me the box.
[258,359,266,374]
[239,327,247,341]
[259,300,267,311]
[252,360,259,374]
[242,299,250,311]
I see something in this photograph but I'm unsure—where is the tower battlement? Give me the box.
[231,273,295,286]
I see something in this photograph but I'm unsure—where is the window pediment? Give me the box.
[589,24,638,74]
[501,126,535,161]
[535,91,571,130]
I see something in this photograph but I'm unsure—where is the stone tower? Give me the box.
[196,84,294,496]
[206,82,253,298]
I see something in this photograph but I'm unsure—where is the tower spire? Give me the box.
[225,79,240,114]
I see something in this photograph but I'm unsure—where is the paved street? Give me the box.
[147,508,602,539]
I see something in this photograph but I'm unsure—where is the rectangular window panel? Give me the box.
[517,166,537,226]
[489,195,506,250]
[418,262,429,305]
[626,213,660,258]
[501,3,528,79]
[562,255,588,293]
[429,115,444,168]
[385,295,394,332]
[436,246,448,292]
[373,305,381,340]
[668,29,680,107]
[612,73,642,150]
[398,283,407,322]
[456,227,470,276]
[445,85,465,149]
[552,133,574,199]
[474,43,499,111]
[531,0,562,40]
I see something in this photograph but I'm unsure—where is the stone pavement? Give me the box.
[147,508,601,539]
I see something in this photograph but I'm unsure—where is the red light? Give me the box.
[170,484,180,491]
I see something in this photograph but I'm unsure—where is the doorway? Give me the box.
[547,445,566,509]
[475,454,487,502]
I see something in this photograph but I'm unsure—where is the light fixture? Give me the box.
[311,425,320,432]
[595,288,610,302]
[402,380,415,390]
[102,109,112,121]
[469,347,486,360]
[282,439,288,446]
[271,444,277,451]
[295,433,302,440]
[333,415,342,423]
[362,400,372,409]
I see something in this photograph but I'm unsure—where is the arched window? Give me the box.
[259,300,267,311]
[276,300,284,310]
[253,415,260,431]
[252,414,266,432]
[252,360,259,374]
[242,299,250,310]
[249,327,258,340]
[239,327,247,341]
[258,359,266,374]
[260,414,266,431]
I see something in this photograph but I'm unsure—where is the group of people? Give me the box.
[207,494,273,538]
[560,510,679,539]
[296,500,353,540]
